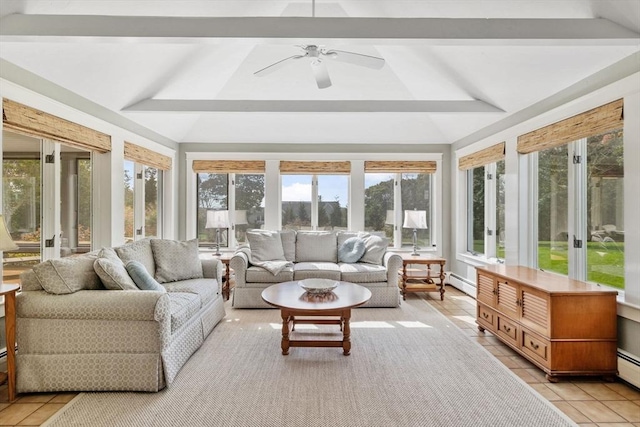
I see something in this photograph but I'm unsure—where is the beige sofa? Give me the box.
[231,230,402,308]
[16,238,225,393]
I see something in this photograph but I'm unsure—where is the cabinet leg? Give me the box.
[545,374,559,383]
[477,325,485,333]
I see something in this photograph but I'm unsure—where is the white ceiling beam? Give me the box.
[1,15,638,45]
[122,99,504,113]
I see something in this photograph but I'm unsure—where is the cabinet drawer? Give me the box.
[477,305,496,329]
[522,331,549,362]
[497,316,518,345]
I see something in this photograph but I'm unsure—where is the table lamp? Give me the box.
[403,210,427,256]
[205,210,229,256]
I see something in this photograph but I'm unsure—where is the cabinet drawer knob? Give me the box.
[503,326,511,332]
[483,313,489,319]
[492,289,496,295]
[530,341,539,350]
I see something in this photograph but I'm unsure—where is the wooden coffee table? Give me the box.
[261,281,371,356]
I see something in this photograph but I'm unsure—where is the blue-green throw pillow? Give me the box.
[338,237,366,263]
[125,260,166,292]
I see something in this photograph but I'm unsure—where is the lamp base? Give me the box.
[411,228,420,256]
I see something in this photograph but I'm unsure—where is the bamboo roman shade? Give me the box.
[280,161,351,174]
[458,142,505,170]
[192,160,266,174]
[517,99,624,154]
[364,161,437,174]
[2,99,111,153]
[124,142,172,170]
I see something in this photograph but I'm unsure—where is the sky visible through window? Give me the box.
[282,175,348,206]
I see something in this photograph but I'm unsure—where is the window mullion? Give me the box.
[568,139,587,281]
[485,163,497,258]
[133,163,145,240]
[311,175,318,230]
[394,174,402,248]
[229,174,236,248]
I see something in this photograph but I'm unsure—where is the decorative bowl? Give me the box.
[298,279,339,294]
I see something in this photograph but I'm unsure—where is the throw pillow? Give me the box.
[295,231,337,262]
[115,238,156,277]
[359,234,389,265]
[150,238,203,283]
[338,237,366,263]
[33,254,102,295]
[126,261,166,292]
[94,258,138,290]
[246,230,286,262]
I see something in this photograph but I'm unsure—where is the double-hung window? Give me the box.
[460,143,505,259]
[519,99,624,290]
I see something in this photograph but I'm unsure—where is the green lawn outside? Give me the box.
[472,240,625,290]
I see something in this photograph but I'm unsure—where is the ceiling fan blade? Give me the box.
[324,49,385,69]
[254,54,305,77]
[310,59,331,89]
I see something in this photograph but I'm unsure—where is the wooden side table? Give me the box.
[214,253,233,300]
[399,253,446,301]
[0,284,20,402]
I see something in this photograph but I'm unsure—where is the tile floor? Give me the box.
[0,285,638,426]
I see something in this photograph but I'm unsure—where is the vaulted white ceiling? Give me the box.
[0,0,638,145]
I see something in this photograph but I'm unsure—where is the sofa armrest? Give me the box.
[201,257,223,294]
[230,252,248,288]
[17,290,170,322]
[383,252,403,287]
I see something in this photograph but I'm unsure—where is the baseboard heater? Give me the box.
[618,350,640,389]
[447,273,477,297]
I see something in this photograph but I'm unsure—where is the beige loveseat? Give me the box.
[231,230,402,308]
[16,238,225,393]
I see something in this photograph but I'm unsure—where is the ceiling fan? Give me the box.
[253,44,385,89]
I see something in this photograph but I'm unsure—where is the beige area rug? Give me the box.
[45,296,576,427]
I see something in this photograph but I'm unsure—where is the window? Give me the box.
[364,166,435,249]
[460,142,505,259]
[235,173,266,244]
[317,175,348,231]
[197,173,228,246]
[144,167,160,238]
[522,100,624,290]
[401,173,431,248]
[467,166,485,255]
[364,173,394,240]
[281,175,312,230]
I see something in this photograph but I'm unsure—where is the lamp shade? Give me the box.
[0,214,19,251]
[205,210,230,229]
[403,210,427,229]
[385,210,395,225]
[234,210,248,225]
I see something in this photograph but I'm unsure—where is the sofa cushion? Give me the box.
[94,258,138,290]
[246,266,294,283]
[162,278,218,306]
[296,231,337,263]
[337,231,359,247]
[339,263,388,284]
[246,230,286,262]
[280,230,296,262]
[126,261,166,292]
[115,238,155,277]
[360,234,389,266]
[293,262,341,281]
[33,254,102,295]
[167,292,201,333]
[151,238,203,283]
[338,237,366,263]
[20,269,43,291]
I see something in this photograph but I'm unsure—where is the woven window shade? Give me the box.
[364,161,437,174]
[192,160,266,174]
[517,99,624,154]
[280,161,351,174]
[124,142,172,170]
[458,142,505,170]
[2,99,111,153]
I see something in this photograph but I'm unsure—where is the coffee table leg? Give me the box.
[281,311,291,355]
[342,309,351,356]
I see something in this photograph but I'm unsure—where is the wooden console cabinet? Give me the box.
[476,265,618,382]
